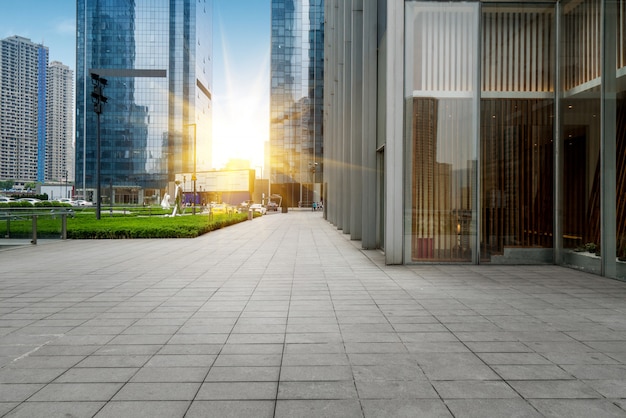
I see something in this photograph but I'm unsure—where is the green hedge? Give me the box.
[67,213,249,239]
[0,213,249,239]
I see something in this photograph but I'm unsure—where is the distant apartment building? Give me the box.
[0,36,48,184]
[269,0,324,208]
[76,0,213,204]
[46,61,74,184]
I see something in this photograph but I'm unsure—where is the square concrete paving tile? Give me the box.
[95,344,162,356]
[196,381,277,400]
[432,381,520,399]
[477,352,552,365]
[465,341,533,353]
[0,403,18,416]
[278,381,358,399]
[561,364,626,380]
[157,344,222,355]
[530,399,626,418]
[185,400,274,418]
[282,353,349,366]
[356,380,439,399]
[112,382,200,401]
[6,355,85,369]
[0,384,44,402]
[213,354,282,367]
[275,399,362,418]
[54,367,138,383]
[130,366,208,383]
[284,343,345,354]
[28,383,122,402]
[361,399,452,418]
[94,400,190,418]
[76,355,151,368]
[0,368,65,384]
[280,365,353,381]
[352,364,426,381]
[4,401,104,418]
[348,353,415,366]
[445,399,543,418]
[144,354,216,368]
[584,379,626,398]
[205,366,280,382]
[509,380,603,399]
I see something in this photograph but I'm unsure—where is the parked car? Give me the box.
[0,196,15,203]
[54,198,75,205]
[249,203,267,215]
[266,201,279,211]
[74,199,93,206]
[17,198,41,205]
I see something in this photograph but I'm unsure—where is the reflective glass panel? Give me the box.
[405,2,479,262]
[480,3,555,264]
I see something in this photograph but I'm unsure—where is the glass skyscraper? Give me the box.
[270,0,324,208]
[76,0,212,204]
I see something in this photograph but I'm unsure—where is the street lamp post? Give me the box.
[91,73,108,220]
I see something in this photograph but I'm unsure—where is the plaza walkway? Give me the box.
[0,210,625,417]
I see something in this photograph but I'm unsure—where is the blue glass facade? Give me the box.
[76,0,212,203]
[270,0,324,208]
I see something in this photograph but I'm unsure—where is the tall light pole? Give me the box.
[91,73,108,220]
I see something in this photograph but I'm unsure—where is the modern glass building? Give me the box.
[270,0,324,208]
[325,0,626,281]
[76,0,213,204]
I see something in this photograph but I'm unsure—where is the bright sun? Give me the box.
[212,36,269,172]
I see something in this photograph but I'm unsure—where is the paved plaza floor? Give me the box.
[0,210,625,417]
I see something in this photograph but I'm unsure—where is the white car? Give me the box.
[17,198,41,205]
[74,199,93,206]
[249,203,267,215]
[0,196,14,203]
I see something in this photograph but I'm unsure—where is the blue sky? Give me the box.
[0,0,271,170]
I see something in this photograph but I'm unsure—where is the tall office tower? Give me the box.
[76,0,213,204]
[269,0,324,208]
[46,61,74,184]
[0,36,48,184]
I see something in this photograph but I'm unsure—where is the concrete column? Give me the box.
[325,0,338,225]
[350,0,364,241]
[341,0,352,234]
[361,0,378,249]
[385,0,404,264]
[601,0,617,278]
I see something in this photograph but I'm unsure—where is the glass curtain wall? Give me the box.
[560,0,626,278]
[612,0,626,279]
[560,0,604,274]
[480,3,555,264]
[405,2,479,262]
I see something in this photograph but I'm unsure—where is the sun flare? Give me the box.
[212,25,269,172]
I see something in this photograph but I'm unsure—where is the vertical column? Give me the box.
[385,0,404,264]
[601,0,617,277]
[342,0,352,234]
[350,0,364,240]
[361,0,378,249]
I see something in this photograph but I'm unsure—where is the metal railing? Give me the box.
[0,207,74,244]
